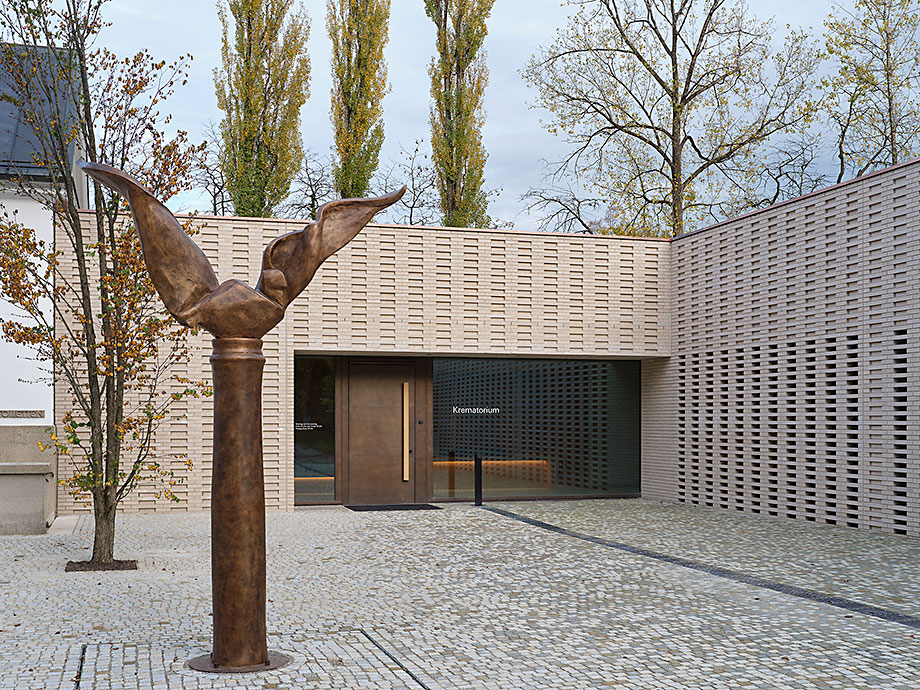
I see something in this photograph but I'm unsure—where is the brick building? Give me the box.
[53,160,920,537]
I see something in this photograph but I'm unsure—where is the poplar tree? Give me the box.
[425,0,494,228]
[214,0,311,217]
[327,0,390,199]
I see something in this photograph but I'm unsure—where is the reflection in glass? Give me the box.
[433,359,640,499]
[294,356,335,503]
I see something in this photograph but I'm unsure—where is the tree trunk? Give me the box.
[670,26,683,239]
[91,489,116,564]
[886,38,897,165]
[671,109,684,237]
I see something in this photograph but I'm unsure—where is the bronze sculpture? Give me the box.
[79,161,404,672]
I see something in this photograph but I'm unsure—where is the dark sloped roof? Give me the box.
[0,43,79,180]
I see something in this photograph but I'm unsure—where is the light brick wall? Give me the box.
[640,358,679,500]
[641,160,920,535]
[56,219,670,514]
[57,161,919,532]
[286,223,670,357]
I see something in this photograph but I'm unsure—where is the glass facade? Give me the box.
[294,356,335,503]
[432,358,640,499]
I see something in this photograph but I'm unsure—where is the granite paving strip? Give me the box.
[483,505,920,630]
[1,503,918,689]
[358,629,431,690]
[497,498,920,616]
[75,632,425,690]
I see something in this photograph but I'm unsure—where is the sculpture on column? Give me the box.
[79,161,404,673]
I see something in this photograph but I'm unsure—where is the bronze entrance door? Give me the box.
[345,362,417,505]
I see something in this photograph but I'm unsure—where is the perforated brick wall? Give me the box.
[55,161,919,529]
[642,161,920,536]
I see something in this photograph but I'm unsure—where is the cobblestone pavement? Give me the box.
[502,499,920,617]
[0,500,918,689]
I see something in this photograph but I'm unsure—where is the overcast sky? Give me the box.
[100,0,856,228]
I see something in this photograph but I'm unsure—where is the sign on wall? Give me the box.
[0,410,45,418]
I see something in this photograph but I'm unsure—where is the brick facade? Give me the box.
[55,161,919,536]
[642,161,920,535]
[55,220,670,513]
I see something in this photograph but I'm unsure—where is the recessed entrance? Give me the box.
[293,356,336,504]
[345,361,417,505]
[294,355,638,506]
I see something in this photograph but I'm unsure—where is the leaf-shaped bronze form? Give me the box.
[79,161,405,338]
[255,192,409,309]
[77,161,407,672]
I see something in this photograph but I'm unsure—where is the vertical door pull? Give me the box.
[402,381,410,482]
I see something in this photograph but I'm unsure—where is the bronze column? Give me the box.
[77,160,404,674]
[189,338,288,671]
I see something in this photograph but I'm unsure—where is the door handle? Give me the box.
[402,381,409,482]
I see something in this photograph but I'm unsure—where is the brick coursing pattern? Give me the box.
[55,220,670,514]
[55,161,919,535]
[642,161,920,536]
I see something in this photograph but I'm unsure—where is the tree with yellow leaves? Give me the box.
[523,0,820,237]
[0,0,205,567]
[824,0,920,182]
[425,0,494,228]
[214,0,311,217]
[327,0,390,199]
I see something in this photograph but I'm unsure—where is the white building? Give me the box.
[0,46,88,426]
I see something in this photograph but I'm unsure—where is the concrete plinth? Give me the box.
[0,426,55,534]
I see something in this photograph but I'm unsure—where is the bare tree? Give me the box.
[824,0,920,182]
[375,140,440,226]
[521,166,607,234]
[193,121,232,215]
[523,0,821,236]
[753,133,829,206]
[280,148,336,220]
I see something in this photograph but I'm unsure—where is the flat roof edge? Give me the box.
[69,157,918,244]
[70,208,670,243]
[674,157,920,242]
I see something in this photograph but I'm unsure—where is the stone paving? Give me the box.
[0,499,918,689]
[502,499,920,616]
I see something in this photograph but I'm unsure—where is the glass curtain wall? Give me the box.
[294,356,335,503]
[433,358,640,499]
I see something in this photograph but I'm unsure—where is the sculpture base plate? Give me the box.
[187,652,292,673]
